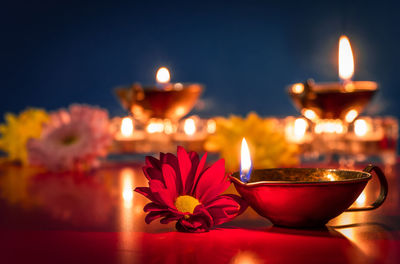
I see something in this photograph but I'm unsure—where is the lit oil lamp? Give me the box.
[230,143,388,227]
[288,35,378,122]
[115,67,203,124]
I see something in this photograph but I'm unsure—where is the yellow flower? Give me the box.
[204,112,299,172]
[0,108,49,165]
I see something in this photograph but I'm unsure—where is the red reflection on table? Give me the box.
[0,161,399,264]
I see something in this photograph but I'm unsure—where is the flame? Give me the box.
[302,109,318,122]
[292,83,304,94]
[315,119,344,134]
[163,119,174,135]
[156,67,170,83]
[120,117,134,137]
[354,119,368,137]
[184,118,196,136]
[338,35,354,81]
[294,118,308,139]
[206,119,217,134]
[146,119,165,133]
[345,109,358,123]
[240,138,252,182]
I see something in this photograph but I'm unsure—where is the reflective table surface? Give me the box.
[0,160,399,264]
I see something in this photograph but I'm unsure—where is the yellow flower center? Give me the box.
[175,195,201,217]
[61,134,78,145]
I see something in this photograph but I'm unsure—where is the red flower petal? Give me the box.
[198,179,231,204]
[177,146,192,194]
[190,152,208,194]
[144,202,168,212]
[145,156,161,169]
[143,166,164,182]
[185,151,199,193]
[160,214,183,224]
[145,211,170,224]
[194,159,227,202]
[134,187,152,200]
[149,180,175,208]
[205,194,248,225]
[161,164,178,201]
[162,152,182,194]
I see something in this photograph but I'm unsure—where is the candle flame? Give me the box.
[146,119,165,133]
[294,118,308,139]
[345,109,358,123]
[121,117,134,137]
[292,83,304,94]
[206,119,217,134]
[240,138,252,183]
[354,119,368,137]
[302,109,318,122]
[184,118,196,136]
[315,119,344,134]
[156,67,170,83]
[338,35,354,81]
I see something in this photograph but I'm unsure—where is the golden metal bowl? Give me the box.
[115,83,203,123]
[288,80,378,121]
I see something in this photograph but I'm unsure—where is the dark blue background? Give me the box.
[1,0,399,119]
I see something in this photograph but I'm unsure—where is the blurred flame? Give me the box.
[354,119,368,137]
[339,35,354,81]
[315,119,344,134]
[146,120,165,133]
[345,109,358,123]
[121,117,134,137]
[240,138,252,182]
[207,119,217,134]
[292,83,304,94]
[175,107,186,117]
[184,118,196,136]
[294,118,308,139]
[302,109,318,122]
[156,67,170,83]
[164,119,174,135]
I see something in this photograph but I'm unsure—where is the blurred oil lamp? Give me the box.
[115,67,203,125]
[288,35,378,122]
[240,138,252,183]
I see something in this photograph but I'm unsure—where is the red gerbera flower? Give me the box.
[135,146,247,232]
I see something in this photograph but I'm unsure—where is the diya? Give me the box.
[288,35,378,123]
[115,67,203,124]
[229,165,388,228]
[229,138,388,228]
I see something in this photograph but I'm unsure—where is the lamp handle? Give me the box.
[346,164,388,212]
